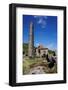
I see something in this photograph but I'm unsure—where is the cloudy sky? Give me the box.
[23,15,57,50]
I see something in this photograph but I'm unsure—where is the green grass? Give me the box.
[23,57,57,75]
[23,57,44,74]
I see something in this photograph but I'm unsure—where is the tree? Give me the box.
[38,49,40,55]
[53,52,56,56]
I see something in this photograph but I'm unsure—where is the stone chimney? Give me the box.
[28,21,34,57]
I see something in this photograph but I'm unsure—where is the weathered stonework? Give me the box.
[36,46,48,57]
[28,22,34,57]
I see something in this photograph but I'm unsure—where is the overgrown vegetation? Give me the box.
[23,43,57,75]
[23,57,57,75]
[23,43,28,55]
[48,50,55,55]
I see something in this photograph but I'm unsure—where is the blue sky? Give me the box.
[23,15,57,50]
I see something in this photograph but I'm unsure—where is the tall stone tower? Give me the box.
[28,21,34,57]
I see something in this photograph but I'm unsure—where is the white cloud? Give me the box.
[38,18,42,24]
[34,16,47,28]
[34,16,38,18]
